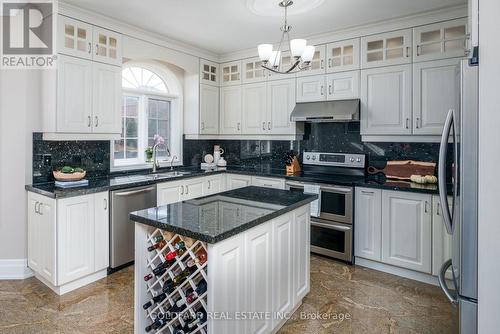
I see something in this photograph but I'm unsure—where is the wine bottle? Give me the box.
[153,235,164,243]
[162,279,176,294]
[165,242,187,261]
[152,259,174,276]
[173,266,196,285]
[144,274,153,282]
[143,292,167,310]
[148,240,166,252]
[167,298,187,314]
[195,279,207,295]
[195,248,208,264]
[145,315,168,332]
[187,309,207,329]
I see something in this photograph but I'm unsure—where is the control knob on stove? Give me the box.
[312,155,316,160]
[350,157,355,162]
[356,158,362,163]
[306,155,310,160]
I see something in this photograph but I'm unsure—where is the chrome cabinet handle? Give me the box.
[34,201,40,214]
[268,122,271,130]
[416,45,421,56]
[180,185,184,195]
[416,117,420,129]
[328,58,332,68]
[201,122,205,130]
[186,185,189,195]
[237,123,241,131]
[38,203,43,215]
[95,43,99,56]
[88,42,92,54]
[320,59,324,69]
[262,122,266,131]
[405,118,410,129]
[95,116,99,127]
[88,116,92,127]
[406,46,410,58]
[436,203,441,216]
[103,198,107,210]
[208,180,211,190]
[320,86,324,96]
[328,85,332,95]
[361,190,374,194]
[424,201,429,213]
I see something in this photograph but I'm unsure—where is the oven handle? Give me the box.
[311,220,352,231]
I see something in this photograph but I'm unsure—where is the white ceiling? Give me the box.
[63,0,466,55]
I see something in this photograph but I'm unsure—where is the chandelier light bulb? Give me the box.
[270,51,281,68]
[258,44,273,62]
[290,39,307,58]
[301,45,316,63]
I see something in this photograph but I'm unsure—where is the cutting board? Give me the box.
[367,160,436,180]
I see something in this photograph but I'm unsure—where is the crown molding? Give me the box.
[219,4,468,62]
[58,1,220,62]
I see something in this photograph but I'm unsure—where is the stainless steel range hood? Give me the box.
[290,99,360,122]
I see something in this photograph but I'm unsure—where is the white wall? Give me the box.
[478,0,500,332]
[0,69,42,262]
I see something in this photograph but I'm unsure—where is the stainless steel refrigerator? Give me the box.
[438,59,478,333]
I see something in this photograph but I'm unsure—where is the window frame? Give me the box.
[111,64,183,172]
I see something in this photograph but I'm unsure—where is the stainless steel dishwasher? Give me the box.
[110,184,157,271]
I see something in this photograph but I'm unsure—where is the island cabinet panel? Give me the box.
[354,188,382,261]
[209,234,246,334]
[293,207,311,302]
[272,214,294,322]
[245,223,273,334]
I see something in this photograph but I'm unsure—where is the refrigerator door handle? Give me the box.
[438,259,459,304]
[438,109,455,235]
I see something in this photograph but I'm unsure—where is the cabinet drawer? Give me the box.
[251,176,285,190]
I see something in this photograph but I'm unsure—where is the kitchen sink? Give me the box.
[149,171,191,180]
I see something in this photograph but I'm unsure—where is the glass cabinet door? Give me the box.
[242,57,266,83]
[57,15,93,59]
[221,61,242,86]
[267,51,296,81]
[297,45,326,77]
[93,27,122,66]
[413,18,468,62]
[361,29,412,68]
[200,60,219,86]
[327,38,360,73]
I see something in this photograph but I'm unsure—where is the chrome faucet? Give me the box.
[152,143,171,173]
[170,155,178,170]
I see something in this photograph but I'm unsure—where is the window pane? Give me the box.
[158,120,169,138]
[114,140,124,159]
[126,118,138,137]
[157,100,170,119]
[126,139,138,159]
[148,119,158,137]
[148,100,158,119]
[124,96,139,117]
[121,67,167,93]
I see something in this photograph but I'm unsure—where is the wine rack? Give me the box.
[143,228,208,334]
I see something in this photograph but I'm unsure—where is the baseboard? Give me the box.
[0,259,34,280]
[355,257,440,286]
[36,269,108,295]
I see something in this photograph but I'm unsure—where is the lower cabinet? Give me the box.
[157,175,225,205]
[27,191,109,293]
[251,176,285,190]
[208,206,310,334]
[355,188,433,274]
[226,174,252,190]
[381,190,432,273]
[431,195,453,278]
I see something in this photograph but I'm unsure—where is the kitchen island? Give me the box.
[130,186,317,334]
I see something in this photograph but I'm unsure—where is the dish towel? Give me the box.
[303,184,321,217]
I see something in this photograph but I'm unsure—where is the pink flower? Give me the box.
[154,134,165,145]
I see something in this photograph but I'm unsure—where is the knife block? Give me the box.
[286,157,301,175]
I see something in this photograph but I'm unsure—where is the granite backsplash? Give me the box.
[32,123,451,183]
[32,133,110,183]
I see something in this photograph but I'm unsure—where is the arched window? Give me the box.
[114,64,180,168]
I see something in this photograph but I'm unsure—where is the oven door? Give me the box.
[319,186,353,224]
[310,219,353,262]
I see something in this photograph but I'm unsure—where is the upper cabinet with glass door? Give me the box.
[297,45,326,77]
[221,61,242,86]
[200,60,219,86]
[413,18,468,62]
[58,16,93,60]
[57,15,122,66]
[267,51,296,81]
[361,29,412,68]
[242,57,267,83]
[326,38,360,73]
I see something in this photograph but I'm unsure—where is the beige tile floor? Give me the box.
[0,255,457,334]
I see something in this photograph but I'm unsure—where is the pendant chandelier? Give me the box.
[257,0,316,74]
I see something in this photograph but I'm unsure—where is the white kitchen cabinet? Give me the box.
[200,84,220,135]
[200,59,219,86]
[267,78,297,135]
[381,190,432,273]
[326,70,360,100]
[297,44,326,77]
[296,75,326,102]
[92,27,122,66]
[361,29,412,68]
[220,86,242,134]
[209,234,246,334]
[183,178,205,200]
[272,215,294,323]
[267,51,296,81]
[27,192,56,285]
[413,19,468,62]
[242,82,267,134]
[226,174,252,190]
[354,188,382,262]
[92,62,122,133]
[94,192,109,271]
[157,180,183,206]
[432,195,453,278]
[360,65,412,135]
[327,38,360,73]
[293,208,310,302]
[245,223,273,334]
[205,175,224,196]
[57,54,93,133]
[221,61,242,86]
[243,57,267,83]
[58,16,93,60]
[251,176,285,190]
[57,194,95,285]
[413,58,460,135]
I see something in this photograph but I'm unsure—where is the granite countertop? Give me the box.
[130,186,318,243]
[25,165,448,199]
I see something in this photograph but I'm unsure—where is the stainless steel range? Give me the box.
[285,152,365,263]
